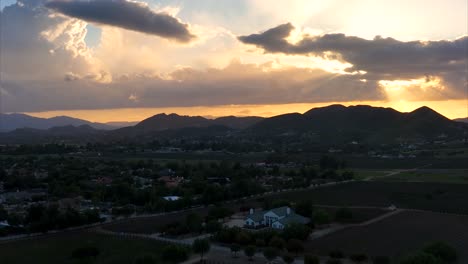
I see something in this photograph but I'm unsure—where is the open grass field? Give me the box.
[353,169,390,180]
[305,210,468,263]
[0,231,170,264]
[266,181,468,214]
[103,207,212,234]
[377,169,468,184]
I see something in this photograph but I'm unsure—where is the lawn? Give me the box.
[0,231,172,264]
[305,211,468,263]
[353,169,390,180]
[377,169,468,184]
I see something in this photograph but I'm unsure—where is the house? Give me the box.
[245,206,310,230]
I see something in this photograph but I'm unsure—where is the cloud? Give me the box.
[0,1,110,82]
[46,0,195,43]
[1,60,385,112]
[238,23,468,97]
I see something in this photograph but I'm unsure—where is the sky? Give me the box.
[1,0,467,122]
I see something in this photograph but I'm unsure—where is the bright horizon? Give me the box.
[1,0,467,122]
[22,100,467,123]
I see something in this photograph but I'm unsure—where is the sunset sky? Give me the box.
[1,0,467,122]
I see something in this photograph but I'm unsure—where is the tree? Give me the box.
[372,256,391,264]
[286,239,304,256]
[423,242,458,263]
[134,254,157,264]
[282,254,294,264]
[263,247,277,263]
[269,236,285,249]
[282,223,312,240]
[161,245,189,264]
[244,245,256,261]
[350,253,368,263]
[205,220,222,233]
[186,213,203,233]
[230,244,241,258]
[313,209,331,226]
[304,254,320,264]
[0,205,8,222]
[193,238,211,262]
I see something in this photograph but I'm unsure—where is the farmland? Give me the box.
[376,169,468,184]
[306,210,468,263]
[267,181,468,214]
[0,231,171,264]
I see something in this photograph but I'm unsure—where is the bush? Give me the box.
[282,223,312,240]
[230,243,241,257]
[313,209,331,226]
[304,254,320,264]
[423,241,458,263]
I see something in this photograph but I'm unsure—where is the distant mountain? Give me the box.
[454,118,468,123]
[247,105,467,143]
[0,125,104,144]
[1,105,466,145]
[112,113,264,138]
[104,121,139,127]
[0,113,115,131]
[212,116,264,129]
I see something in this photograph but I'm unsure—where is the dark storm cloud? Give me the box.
[46,0,195,42]
[238,23,468,80]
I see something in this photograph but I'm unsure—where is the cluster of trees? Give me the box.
[214,223,311,248]
[8,203,102,233]
[400,242,457,264]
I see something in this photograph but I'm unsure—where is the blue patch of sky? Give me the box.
[84,24,102,48]
[1,0,16,10]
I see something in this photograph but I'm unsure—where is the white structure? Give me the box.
[245,206,309,230]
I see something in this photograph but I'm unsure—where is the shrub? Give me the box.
[263,247,278,262]
[133,254,157,264]
[269,236,285,249]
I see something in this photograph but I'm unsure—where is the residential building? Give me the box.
[245,206,310,230]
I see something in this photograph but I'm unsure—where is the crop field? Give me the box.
[377,169,468,184]
[267,181,468,214]
[0,231,169,264]
[305,210,468,263]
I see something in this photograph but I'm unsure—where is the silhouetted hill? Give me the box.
[454,118,468,123]
[212,116,264,129]
[0,125,103,144]
[248,105,467,143]
[0,113,115,131]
